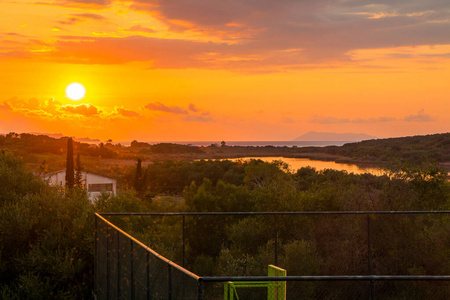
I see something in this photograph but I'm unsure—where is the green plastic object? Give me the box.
[224,265,286,300]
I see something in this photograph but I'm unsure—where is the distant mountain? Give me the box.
[294,131,376,142]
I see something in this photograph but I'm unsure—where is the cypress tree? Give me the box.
[75,153,83,188]
[134,158,143,194]
[65,137,74,189]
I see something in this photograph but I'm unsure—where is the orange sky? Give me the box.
[1,0,449,142]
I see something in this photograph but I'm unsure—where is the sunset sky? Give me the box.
[1,0,449,142]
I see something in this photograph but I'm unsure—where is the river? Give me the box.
[226,157,384,176]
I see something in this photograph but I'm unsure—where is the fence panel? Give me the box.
[96,213,201,300]
[95,218,108,300]
[96,212,450,300]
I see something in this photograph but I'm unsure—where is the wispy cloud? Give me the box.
[145,102,215,122]
[115,107,140,117]
[312,110,435,124]
[403,109,435,122]
[182,115,214,122]
[126,25,157,34]
[37,0,112,10]
[145,102,188,114]
[126,0,450,67]
[58,13,107,25]
[4,0,450,72]
[0,102,12,111]
[188,103,199,112]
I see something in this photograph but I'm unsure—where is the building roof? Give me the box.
[44,169,116,182]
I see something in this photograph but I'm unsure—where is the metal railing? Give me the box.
[95,213,201,299]
[95,211,450,299]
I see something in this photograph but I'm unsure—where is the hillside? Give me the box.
[298,133,450,165]
[1,132,449,181]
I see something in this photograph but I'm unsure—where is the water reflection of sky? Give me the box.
[229,157,384,176]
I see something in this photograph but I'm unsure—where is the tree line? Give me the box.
[1,148,449,298]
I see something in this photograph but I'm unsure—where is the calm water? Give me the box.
[227,157,384,176]
[148,141,351,147]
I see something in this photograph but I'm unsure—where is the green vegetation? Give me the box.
[300,132,450,164]
[65,138,74,189]
[0,132,449,298]
[0,152,94,299]
[1,133,449,182]
[112,158,449,297]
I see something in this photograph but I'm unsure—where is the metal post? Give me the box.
[370,279,375,300]
[197,279,204,300]
[117,231,121,299]
[106,225,110,299]
[182,214,186,268]
[168,265,173,300]
[275,214,278,265]
[367,214,372,275]
[182,215,186,298]
[94,215,98,297]
[146,252,150,300]
[130,240,134,300]
[367,214,375,300]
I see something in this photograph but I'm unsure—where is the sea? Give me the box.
[144,141,352,147]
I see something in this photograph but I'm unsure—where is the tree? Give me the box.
[65,138,74,189]
[134,158,144,195]
[75,153,83,188]
[39,160,48,178]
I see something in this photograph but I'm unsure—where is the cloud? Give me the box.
[4,32,27,37]
[51,36,215,67]
[311,116,396,124]
[2,97,148,124]
[60,104,100,116]
[115,107,140,117]
[144,102,215,122]
[1,97,61,119]
[283,117,295,124]
[58,13,107,25]
[37,0,112,9]
[7,1,450,72]
[127,25,157,34]
[0,102,12,111]
[127,0,450,67]
[403,109,435,122]
[182,115,214,122]
[311,110,436,124]
[311,116,351,124]
[145,102,188,114]
[188,103,199,112]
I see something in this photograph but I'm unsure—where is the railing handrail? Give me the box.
[98,210,450,216]
[95,213,201,281]
[96,211,450,299]
[200,275,450,282]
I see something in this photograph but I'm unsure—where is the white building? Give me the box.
[43,169,117,200]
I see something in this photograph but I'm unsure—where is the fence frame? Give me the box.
[95,211,450,299]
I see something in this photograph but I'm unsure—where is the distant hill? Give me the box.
[297,132,450,164]
[294,131,376,142]
[28,132,101,144]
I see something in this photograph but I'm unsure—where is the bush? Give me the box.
[0,153,94,299]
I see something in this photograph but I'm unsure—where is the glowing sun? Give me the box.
[65,83,86,100]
